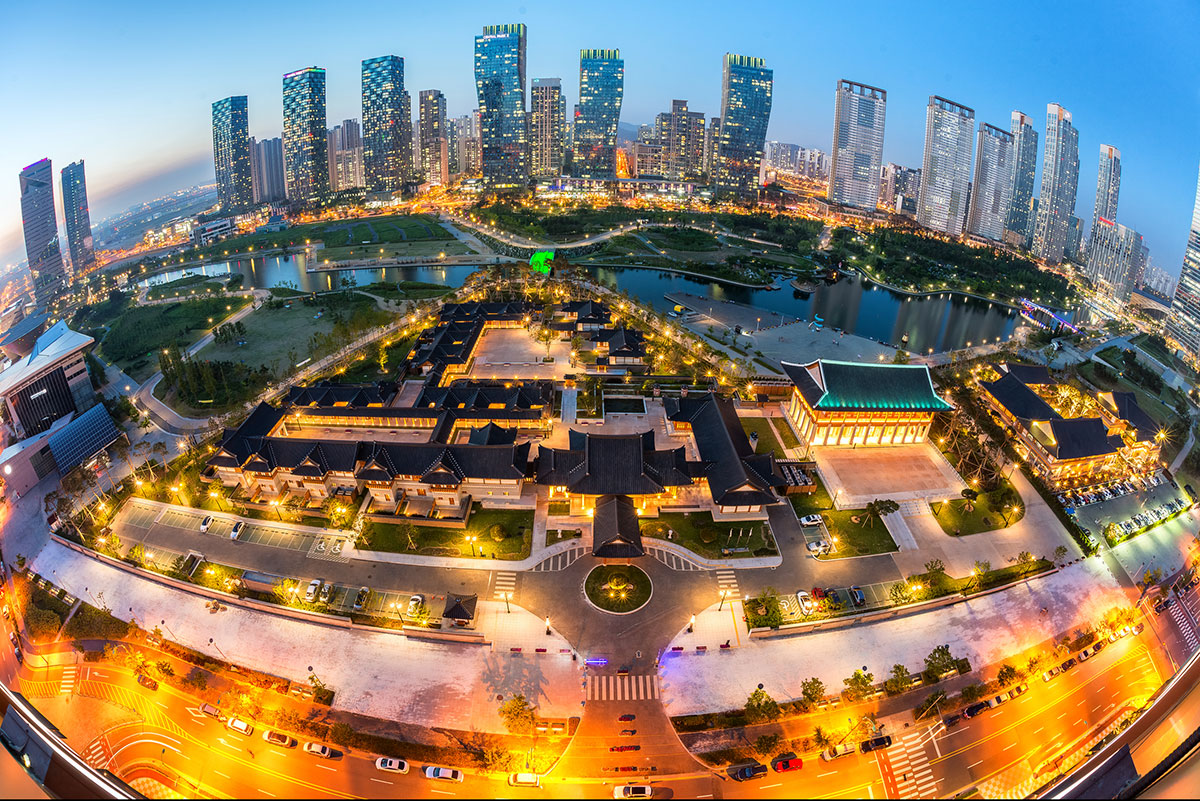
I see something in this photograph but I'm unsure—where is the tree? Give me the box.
[744,687,782,723]
[972,559,992,580]
[883,663,911,696]
[754,733,783,757]
[1015,551,1034,571]
[889,582,913,606]
[923,644,957,681]
[800,677,826,708]
[961,683,987,703]
[26,607,62,642]
[842,669,875,702]
[811,726,832,749]
[322,497,354,530]
[498,694,536,735]
[996,664,1019,686]
[960,487,979,512]
[1053,545,1069,563]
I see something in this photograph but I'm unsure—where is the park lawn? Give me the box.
[317,239,472,263]
[147,281,227,301]
[931,481,1025,536]
[771,416,800,449]
[359,281,453,302]
[601,234,657,256]
[642,512,775,560]
[739,417,786,458]
[186,214,454,260]
[789,475,833,517]
[100,296,251,381]
[787,474,898,556]
[585,565,652,613]
[196,302,346,373]
[646,228,720,252]
[368,504,534,560]
[332,336,416,383]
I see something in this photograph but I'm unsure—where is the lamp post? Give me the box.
[209,490,224,511]
[545,616,551,636]
[271,499,281,520]
[503,592,512,614]
[688,614,695,633]
[718,589,729,611]
[465,535,477,557]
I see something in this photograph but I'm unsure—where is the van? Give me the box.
[820,743,856,761]
[508,773,541,787]
[199,703,221,719]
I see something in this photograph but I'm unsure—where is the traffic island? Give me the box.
[583,565,653,615]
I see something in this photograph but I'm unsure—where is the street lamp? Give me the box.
[688,614,695,633]
[465,534,477,557]
[545,616,551,636]
[209,490,224,511]
[270,499,281,520]
[718,589,730,611]
[503,591,512,614]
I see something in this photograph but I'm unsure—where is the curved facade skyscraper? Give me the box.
[282,66,329,202]
[362,55,411,194]
[574,49,624,180]
[18,159,65,306]
[60,160,94,270]
[211,95,253,211]
[714,54,773,199]
[474,23,528,191]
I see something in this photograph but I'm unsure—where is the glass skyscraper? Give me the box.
[828,80,886,210]
[419,89,449,186]
[1094,144,1121,226]
[530,78,566,177]
[474,23,528,190]
[18,158,65,305]
[715,54,773,198]
[1004,111,1039,249]
[1032,103,1080,265]
[211,95,253,210]
[362,55,410,194]
[574,49,624,179]
[916,96,975,236]
[1168,163,1200,365]
[967,123,1015,242]
[60,160,94,270]
[282,67,329,202]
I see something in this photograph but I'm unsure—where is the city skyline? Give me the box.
[4,0,1200,276]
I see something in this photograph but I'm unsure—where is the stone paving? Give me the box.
[816,444,966,508]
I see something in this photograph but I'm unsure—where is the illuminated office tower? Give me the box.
[1168,164,1200,364]
[60,160,94,270]
[828,80,886,210]
[574,49,624,179]
[474,23,528,190]
[282,67,329,201]
[18,159,65,305]
[1003,111,1039,248]
[211,96,253,211]
[362,55,411,193]
[530,78,566,177]
[966,123,1015,241]
[916,96,975,236]
[703,116,720,178]
[714,54,773,198]
[1086,217,1141,302]
[251,137,286,203]
[1094,144,1121,225]
[419,90,449,186]
[1032,103,1080,264]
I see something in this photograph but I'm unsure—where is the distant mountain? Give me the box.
[617,121,642,144]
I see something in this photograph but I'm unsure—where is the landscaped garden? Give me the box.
[366,505,534,560]
[584,565,653,613]
[789,477,899,557]
[642,513,776,560]
[739,417,787,459]
[99,296,251,381]
[931,481,1025,536]
[182,213,454,261]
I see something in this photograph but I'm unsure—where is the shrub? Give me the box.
[487,524,507,542]
[26,607,62,642]
[744,688,782,723]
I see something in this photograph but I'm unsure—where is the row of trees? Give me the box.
[159,343,273,408]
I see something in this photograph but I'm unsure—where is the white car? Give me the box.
[304,579,323,603]
[375,757,409,774]
[423,766,464,782]
[303,742,332,758]
[200,515,213,533]
[796,590,815,616]
[799,514,822,527]
[230,521,245,540]
[407,594,425,617]
[614,786,652,799]
[226,717,253,736]
[806,540,829,554]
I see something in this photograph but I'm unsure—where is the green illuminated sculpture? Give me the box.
[529,251,555,275]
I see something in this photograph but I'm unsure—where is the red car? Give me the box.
[773,752,802,772]
[812,587,827,600]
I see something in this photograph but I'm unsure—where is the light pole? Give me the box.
[688,614,695,633]
[209,490,224,511]
[545,616,551,636]
[503,592,512,614]
[271,499,281,520]
[465,535,477,557]
[718,589,729,611]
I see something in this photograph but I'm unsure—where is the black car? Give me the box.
[1091,639,1107,654]
[827,589,842,606]
[860,735,893,753]
[1060,657,1078,672]
[942,713,962,728]
[353,586,370,611]
[962,702,988,719]
[733,763,768,781]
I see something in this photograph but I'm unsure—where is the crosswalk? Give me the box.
[530,547,586,572]
[81,735,112,770]
[648,548,705,571]
[76,680,184,737]
[1168,602,1200,654]
[886,729,938,798]
[493,571,518,600]
[586,674,660,701]
[716,569,741,600]
[60,665,78,695]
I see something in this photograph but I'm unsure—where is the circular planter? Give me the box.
[583,565,653,615]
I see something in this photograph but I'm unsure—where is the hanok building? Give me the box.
[557,299,612,331]
[408,301,534,385]
[536,429,691,514]
[781,360,952,447]
[591,493,646,559]
[665,392,785,516]
[591,326,646,369]
[979,365,1162,487]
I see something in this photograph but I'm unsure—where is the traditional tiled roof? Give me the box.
[980,374,1060,421]
[781,360,953,412]
[417,381,553,412]
[536,429,691,495]
[1104,391,1159,442]
[467,422,517,445]
[443,594,478,621]
[1044,418,1123,460]
[592,494,645,558]
[284,381,398,408]
[592,326,645,358]
[999,363,1053,386]
[438,301,533,322]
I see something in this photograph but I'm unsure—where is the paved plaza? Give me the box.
[466,328,573,381]
[817,443,966,508]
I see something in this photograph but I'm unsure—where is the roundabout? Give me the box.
[583,564,653,615]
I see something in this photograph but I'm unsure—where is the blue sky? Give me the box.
[3,0,1199,277]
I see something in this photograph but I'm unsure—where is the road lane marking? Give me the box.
[156,702,168,709]
[697,795,713,799]
[369,778,393,785]
[761,783,781,789]
[258,792,275,797]
[430,791,455,796]
[1033,727,1044,734]
[315,763,336,771]
[1003,742,1018,751]
[818,771,838,777]
[214,770,230,779]
[1076,719,1085,726]
[1093,704,1102,712]
[1057,712,1067,719]
[969,759,984,768]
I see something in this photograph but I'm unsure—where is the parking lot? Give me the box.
[779,579,896,623]
[1068,472,1191,539]
[121,501,340,554]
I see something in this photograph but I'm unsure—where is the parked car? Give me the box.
[1153,598,1175,615]
[1042,666,1061,682]
[618,714,636,722]
[226,717,253,736]
[860,735,893,753]
[799,514,822,527]
[423,766,464,782]
[509,773,541,787]
[200,516,213,533]
[850,586,866,607]
[1010,682,1029,697]
[303,742,332,758]
[772,752,802,772]
[812,587,827,600]
[1091,640,1107,655]
[263,730,297,748]
[826,589,843,606]
[963,702,989,718]
[986,692,1011,708]
[733,763,768,781]
[304,579,323,603]
[13,646,23,664]
[806,540,829,554]
[1060,657,1078,672]
[230,521,245,540]
[942,713,963,728]
[199,703,221,719]
[796,591,815,616]
[821,744,856,761]
[1078,646,1095,661]
[135,673,159,691]
[318,582,334,605]
[375,757,408,773]
[407,594,425,617]
[353,586,370,611]
[613,786,652,799]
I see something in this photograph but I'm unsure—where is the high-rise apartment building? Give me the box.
[211,96,253,211]
[828,80,886,210]
[715,54,773,198]
[60,160,94,270]
[419,90,449,186]
[703,116,720,178]
[765,142,800,173]
[574,49,624,179]
[916,96,975,236]
[18,159,66,305]
[450,115,475,175]
[1066,215,1085,262]
[1003,111,1039,249]
[1086,217,1142,302]
[881,163,921,215]
[1094,144,1121,226]
[966,123,1015,241]
[282,67,329,202]
[1169,163,1200,363]
[362,56,411,194]
[250,137,287,203]
[530,78,566,177]
[327,119,364,191]
[474,24,528,190]
[1032,103,1080,265]
[656,100,706,182]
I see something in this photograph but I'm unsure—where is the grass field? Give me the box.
[368,505,534,560]
[188,214,454,260]
[642,513,775,560]
[645,228,720,252]
[789,476,898,557]
[771,417,801,449]
[145,273,233,300]
[739,417,787,459]
[317,239,473,263]
[359,281,453,301]
[100,297,251,381]
[931,481,1025,536]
